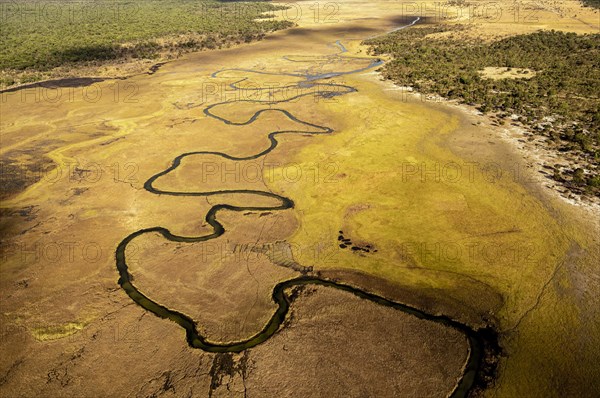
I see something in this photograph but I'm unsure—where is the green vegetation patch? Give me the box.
[581,0,600,9]
[0,0,292,80]
[31,321,87,341]
[365,27,600,196]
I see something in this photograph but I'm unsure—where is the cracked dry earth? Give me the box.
[1,1,600,397]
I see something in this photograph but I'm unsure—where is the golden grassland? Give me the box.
[267,83,599,396]
[1,0,599,396]
[263,38,599,394]
[271,76,567,325]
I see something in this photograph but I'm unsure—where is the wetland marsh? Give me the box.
[1,1,599,397]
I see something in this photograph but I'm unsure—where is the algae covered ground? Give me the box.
[267,66,600,395]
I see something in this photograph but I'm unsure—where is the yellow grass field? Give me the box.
[1,1,598,397]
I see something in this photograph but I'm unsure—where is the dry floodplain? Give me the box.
[1,0,599,397]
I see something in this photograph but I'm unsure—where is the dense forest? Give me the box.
[0,0,293,86]
[366,27,600,197]
[581,0,600,8]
